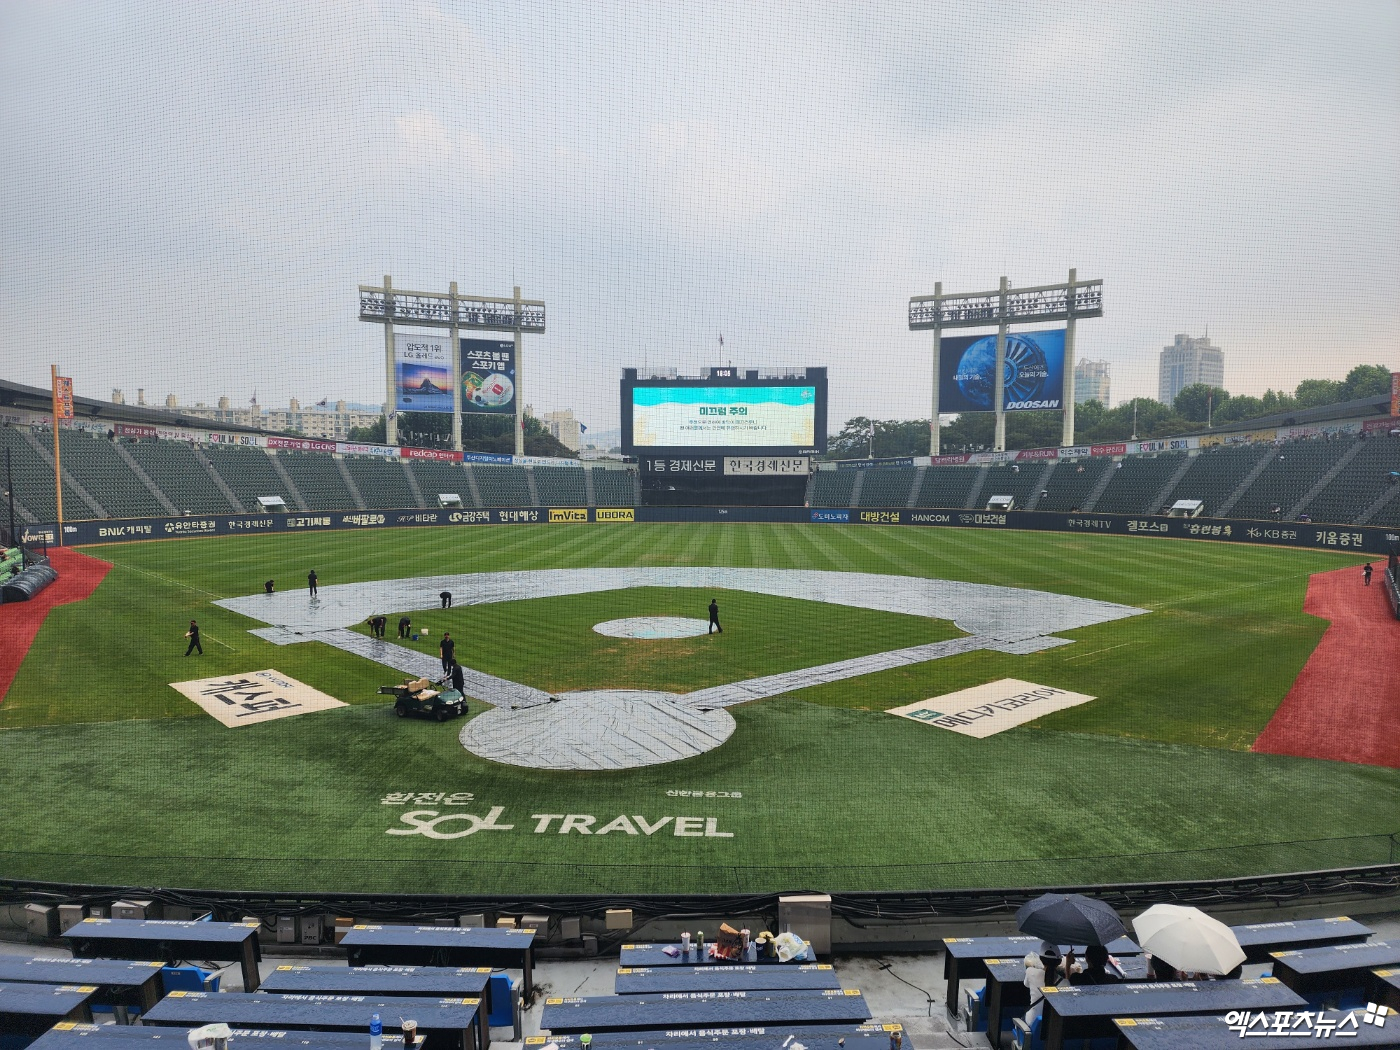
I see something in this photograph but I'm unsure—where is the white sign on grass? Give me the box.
[171,669,346,727]
[888,678,1095,738]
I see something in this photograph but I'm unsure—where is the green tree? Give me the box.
[1341,364,1392,401]
[1293,378,1344,409]
[347,416,386,444]
[1213,395,1264,424]
[1173,384,1230,424]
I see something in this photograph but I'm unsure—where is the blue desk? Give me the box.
[981,954,1150,1048]
[541,989,872,1034]
[340,927,536,997]
[1270,940,1400,998]
[1231,916,1373,962]
[142,990,480,1050]
[63,918,262,992]
[618,943,813,968]
[1115,1010,1398,1048]
[0,983,97,1042]
[1040,978,1305,1050]
[1373,968,1400,1012]
[30,1025,410,1050]
[615,964,842,995]
[0,959,164,1015]
[526,1023,908,1050]
[940,935,1140,1016]
[260,965,492,1049]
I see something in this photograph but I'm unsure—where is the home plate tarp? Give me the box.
[171,669,347,727]
[888,679,1095,738]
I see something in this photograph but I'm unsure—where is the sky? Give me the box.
[2,0,1398,434]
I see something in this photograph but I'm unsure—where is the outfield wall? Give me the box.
[22,505,1399,555]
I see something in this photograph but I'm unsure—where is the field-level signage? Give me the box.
[887,678,1095,738]
[386,809,735,839]
[171,670,347,727]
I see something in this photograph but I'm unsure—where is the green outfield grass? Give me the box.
[0,523,1390,894]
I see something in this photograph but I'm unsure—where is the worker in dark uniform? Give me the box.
[449,659,465,694]
[708,598,722,634]
[398,615,412,638]
[307,569,318,596]
[1363,563,1373,586]
[439,590,452,609]
[264,579,274,594]
[439,631,456,672]
[184,619,203,656]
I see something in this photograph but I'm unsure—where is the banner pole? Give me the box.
[993,277,1008,452]
[450,281,462,452]
[930,281,942,456]
[50,364,65,545]
[1062,267,1077,447]
[383,276,397,446]
[514,286,524,458]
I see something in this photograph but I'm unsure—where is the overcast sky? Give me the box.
[3,0,1397,432]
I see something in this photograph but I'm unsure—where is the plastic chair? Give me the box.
[1011,1014,1044,1050]
[960,985,987,1031]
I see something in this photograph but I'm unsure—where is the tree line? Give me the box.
[826,364,1393,459]
[348,411,578,458]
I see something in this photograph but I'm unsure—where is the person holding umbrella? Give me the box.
[1133,903,1245,980]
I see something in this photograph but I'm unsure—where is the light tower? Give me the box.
[358,277,546,454]
[909,269,1102,452]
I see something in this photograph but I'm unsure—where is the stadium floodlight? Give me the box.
[359,276,546,454]
[909,270,1102,452]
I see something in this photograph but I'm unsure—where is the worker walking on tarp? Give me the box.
[307,569,318,596]
[439,590,452,608]
[708,598,722,634]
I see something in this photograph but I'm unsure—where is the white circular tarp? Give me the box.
[593,616,713,639]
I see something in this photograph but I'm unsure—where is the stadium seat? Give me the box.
[1011,1014,1044,1050]
[960,985,987,1031]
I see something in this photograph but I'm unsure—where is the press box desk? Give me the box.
[63,919,262,992]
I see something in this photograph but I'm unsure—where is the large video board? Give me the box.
[621,369,827,456]
[938,328,1066,412]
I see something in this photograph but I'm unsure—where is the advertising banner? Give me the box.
[938,329,1066,412]
[888,679,1095,738]
[835,457,914,471]
[54,377,74,420]
[394,332,454,413]
[338,442,398,457]
[115,424,158,439]
[401,446,463,462]
[171,669,346,728]
[460,339,516,414]
[268,437,336,452]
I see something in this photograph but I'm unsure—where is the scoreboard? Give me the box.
[621,367,827,458]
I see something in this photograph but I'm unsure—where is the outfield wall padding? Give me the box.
[24,505,1399,555]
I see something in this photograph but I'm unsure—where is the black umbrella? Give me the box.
[1015,893,1127,947]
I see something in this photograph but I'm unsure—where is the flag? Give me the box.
[250,392,257,404]
[719,333,724,348]
[580,423,588,433]
[316,398,328,407]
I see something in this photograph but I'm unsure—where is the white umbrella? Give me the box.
[1133,904,1245,976]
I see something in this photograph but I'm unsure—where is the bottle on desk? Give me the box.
[370,1013,382,1050]
[681,931,691,957]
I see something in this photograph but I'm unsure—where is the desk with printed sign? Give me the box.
[1114,1010,1394,1048]
[939,935,1141,1016]
[525,1024,907,1050]
[30,1025,411,1050]
[1270,940,1400,999]
[1373,968,1400,1011]
[980,955,1150,1049]
[1230,916,1373,962]
[1039,979,1305,1050]
[0,958,164,1017]
[0,983,97,1039]
[340,926,536,998]
[142,991,480,1050]
[614,964,841,995]
[617,942,814,968]
[63,918,262,992]
[540,988,872,1034]
[260,965,492,1049]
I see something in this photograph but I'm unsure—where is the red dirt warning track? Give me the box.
[1253,564,1400,768]
[0,548,111,702]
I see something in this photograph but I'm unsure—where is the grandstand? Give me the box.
[809,469,858,507]
[591,466,639,506]
[470,464,535,507]
[911,464,981,509]
[201,444,300,512]
[1159,445,1268,517]
[125,439,240,514]
[278,451,359,511]
[1090,452,1187,514]
[531,465,588,505]
[978,462,1052,509]
[1228,439,1353,522]
[344,455,419,510]
[855,466,917,507]
[407,459,474,508]
[0,425,91,522]
[1297,434,1400,524]
[1034,456,1112,513]
[55,430,168,519]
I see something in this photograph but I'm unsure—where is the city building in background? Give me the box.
[115,392,384,440]
[1074,359,1111,406]
[536,407,583,451]
[1158,333,1224,405]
